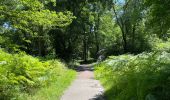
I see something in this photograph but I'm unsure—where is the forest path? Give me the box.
[60,64,104,100]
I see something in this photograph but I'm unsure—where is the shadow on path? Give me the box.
[61,63,105,100]
[74,64,95,72]
[89,94,105,100]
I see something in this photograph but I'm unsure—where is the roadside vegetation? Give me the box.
[95,51,170,100]
[0,50,76,100]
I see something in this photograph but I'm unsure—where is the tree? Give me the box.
[0,0,74,56]
[112,0,146,53]
[145,0,170,39]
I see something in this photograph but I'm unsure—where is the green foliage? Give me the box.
[0,0,75,55]
[0,50,76,100]
[95,52,170,100]
[19,61,76,100]
[145,0,170,37]
[99,12,121,46]
[149,37,170,52]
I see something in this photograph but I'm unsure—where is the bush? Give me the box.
[0,50,76,100]
[95,52,170,100]
[149,35,170,52]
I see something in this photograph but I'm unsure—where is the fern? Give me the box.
[95,52,170,100]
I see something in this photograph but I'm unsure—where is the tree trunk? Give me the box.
[38,27,46,57]
[113,5,127,53]
[132,24,136,52]
[95,13,100,58]
[95,31,99,57]
[38,36,42,56]
[83,25,88,62]
[83,36,88,62]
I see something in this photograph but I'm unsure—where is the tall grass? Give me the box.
[19,68,76,100]
[95,52,170,100]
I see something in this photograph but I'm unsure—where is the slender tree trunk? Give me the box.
[38,36,41,56]
[94,31,99,58]
[95,33,99,53]
[38,27,46,56]
[95,13,100,57]
[83,25,88,62]
[83,36,87,62]
[38,36,46,56]
[132,24,136,52]
[113,5,127,53]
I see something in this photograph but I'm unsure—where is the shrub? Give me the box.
[0,50,75,100]
[95,52,170,100]
[149,36,170,52]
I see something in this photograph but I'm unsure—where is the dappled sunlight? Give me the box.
[1,0,170,99]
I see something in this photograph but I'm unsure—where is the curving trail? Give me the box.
[60,64,104,100]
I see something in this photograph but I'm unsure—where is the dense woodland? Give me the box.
[1,0,170,60]
[1,0,170,100]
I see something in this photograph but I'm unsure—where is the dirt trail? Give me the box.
[60,64,104,100]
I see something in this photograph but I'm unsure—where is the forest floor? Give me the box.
[60,64,105,100]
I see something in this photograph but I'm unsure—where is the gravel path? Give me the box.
[60,64,104,100]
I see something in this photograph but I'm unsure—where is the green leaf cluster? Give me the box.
[0,0,74,34]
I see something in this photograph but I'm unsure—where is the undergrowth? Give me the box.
[0,50,76,100]
[95,52,170,100]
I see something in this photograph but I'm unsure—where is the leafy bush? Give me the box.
[149,36,170,52]
[95,52,170,100]
[0,50,76,100]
